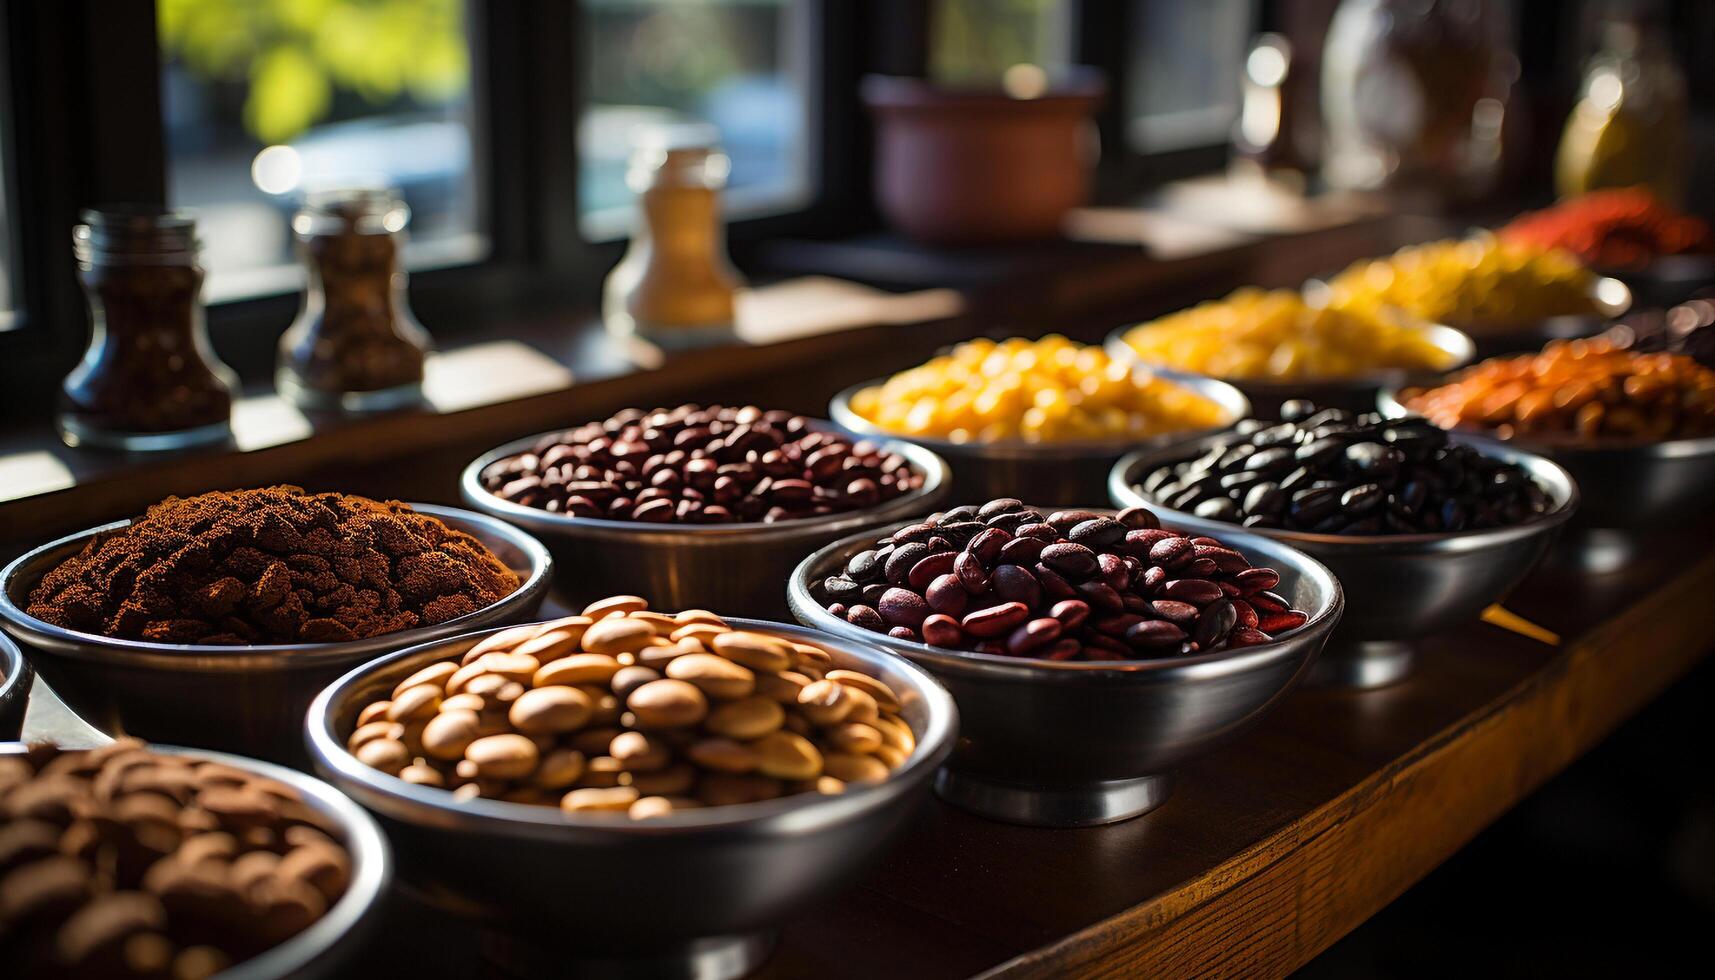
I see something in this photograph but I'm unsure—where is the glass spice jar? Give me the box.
[58,207,237,451]
[602,125,746,350]
[276,188,430,413]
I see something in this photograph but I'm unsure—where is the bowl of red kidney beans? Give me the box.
[1111,401,1579,689]
[788,499,1342,828]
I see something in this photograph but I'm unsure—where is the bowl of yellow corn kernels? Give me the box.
[1105,287,1475,418]
[1320,235,1631,357]
[830,335,1248,505]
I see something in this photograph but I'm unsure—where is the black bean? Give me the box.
[1340,483,1384,516]
[1193,497,1242,522]
[884,542,930,585]
[1067,518,1127,549]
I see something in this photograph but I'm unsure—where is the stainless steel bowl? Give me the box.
[1104,321,1476,419]
[0,633,32,740]
[0,741,391,980]
[1379,387,1715,554]
[460,429,949,618]
[0,505,552,765]
[828,372,1249,506]
[1450,276,1633,357]
[1110,436,1578,689]
[787,511,1342,828]
[306,618,956,980]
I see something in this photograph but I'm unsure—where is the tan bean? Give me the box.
[581,595,648,620]
[440,692,486,713]
[711,631,793,672]
[464,734,539,781]
[355,739,409,775]
[532,749,587,790]
[637,637,705,669]
[816,776,846,795]
[477,653,540,685]
[533,653,621,688]
[841,686,880,725]
[705,697,785,740]
[581,618,658,657]
[578,756,629,788]
[669,622,729,644]
[463,622,553,663]
[697,772,781,806]
[579,686,623,726]
[629,763,696,796]
[665,653,755,700]
[755,670,812,703]
[512,625,591,664]
[751,731,823,781]
[609,731,672,772]
[673,608,726,626]
[612,665,661,701]
[355,701,393,728]
[827,670,900,712]
[399,763,445,788]
[508,686,592,735]
[347,721,404,752]
[627,679,709,728]
[569,726,622,756]
[872,714,917,754]
[688,738,760,774]
[796,680,853,726]
[386,684,442,723]
[626,610,679,631]
[823,752,889,785]
[629,796,676,819]
[792,642,833,667]
[392,661,458,699]
[421,709,483,761]
[561,786,639,812]
[828,723,883,754]
[873,745,909,770]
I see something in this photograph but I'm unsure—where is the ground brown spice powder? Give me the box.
[26,486,521,644]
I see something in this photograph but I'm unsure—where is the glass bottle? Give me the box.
[276,188,430,412]
[58,207,237,451]
[1320,0,1512,198]
[602,125,745,350]
[1555,15,1687,204]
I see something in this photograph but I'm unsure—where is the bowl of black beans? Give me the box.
[1109,401,1578,688]
[463,405,950,617]
[788,499,1343,827]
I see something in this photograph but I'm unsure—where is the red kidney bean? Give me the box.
[1148,536,1192,567]
[1139,566,1168,593]
[894,523,938,544]
[999,536,1047,566]
[907,552,957,591]
[1125,528,1176,553]
[1147,600,1200,624]
[884,543,929,586]
[1050,599,1090,631]
[888,626,920,642]
[1233,568,1281,594]
[1182,557,1219,578]
[1257,610,1309,633]
[1044,639,1083,660]
[1092,613,1145,637]
[969,527,1012,564]
[990,565,1042,607]
[1250,590,1289,612]
[1192,599,1239,650]
[1121,592,1150,614]
[1007,618,1063,655]
[1016,522,1060,541]
[1032,562,1078,600]
[1117,506,1160,530]
[1126,620,1187,650]
[954,551,990,594]
[962,602,1031,638]
[1076,580,1124,613]
[1228,627,1273,647]
[846,605,885,631]
[1097,553,1130,592]
[1068,518,1127,549]
[925,574,970,617]
[922,614,964,647]
[1039,543,1099,579]
[878,588,930,628]
[1162,579,1223,604]
[1193,545,1250,574]
[1231,599,1259,630]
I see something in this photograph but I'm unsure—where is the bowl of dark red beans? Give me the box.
[788,498,1342,827]
[1111,401,1578,689]
[464,405,950,616]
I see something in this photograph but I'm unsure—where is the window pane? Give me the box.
[580,0,812,235]
[158,0,484,302]
[1128,0,1252,151]
[931,0,1070,85]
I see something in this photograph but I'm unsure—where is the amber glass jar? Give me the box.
[58,208,237,451]
[602,126,745,349]
[276,188,430,412]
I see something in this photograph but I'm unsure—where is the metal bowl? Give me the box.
[787,511,1342,828]
[1110,436,1578,689]
[460,428,950,618]
[0,505,552,765]
[1447,276,1633,357]
[0,633,32,740]
[0,741,391,980]
[828,373,1249,507]
[1104,321,1476,419]
[306,618,956,980]
[1379,387,1715,537]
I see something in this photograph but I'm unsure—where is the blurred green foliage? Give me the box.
[931,0,1059,84]
[158,0,469,143]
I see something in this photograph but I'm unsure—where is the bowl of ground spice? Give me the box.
[0,487,552,764]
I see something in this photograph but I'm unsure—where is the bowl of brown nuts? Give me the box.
[305,594,957,980]
[0,738,390,980]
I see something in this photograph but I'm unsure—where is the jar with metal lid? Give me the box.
[276,187,430,412]
[58,207,237,451]
[602,125,746,350]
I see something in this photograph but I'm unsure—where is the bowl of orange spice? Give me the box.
[1384,338,1715,529]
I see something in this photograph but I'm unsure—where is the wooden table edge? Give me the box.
[975,550,1715,979]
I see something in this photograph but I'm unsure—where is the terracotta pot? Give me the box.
[862,71,1105,245]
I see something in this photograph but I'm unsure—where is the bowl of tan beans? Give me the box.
[305,595,956,977]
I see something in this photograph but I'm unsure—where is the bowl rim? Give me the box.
[826,369,1251,461]
[459,422,952,541]
[1103,316,1478,394]
[1379,384,1715,457]
[1108,428,1582,551]
[0,632,25,702]
[0,741,391,980]
[786,509,1344,679]
[304,617,959,838]
[0,503,553,663]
